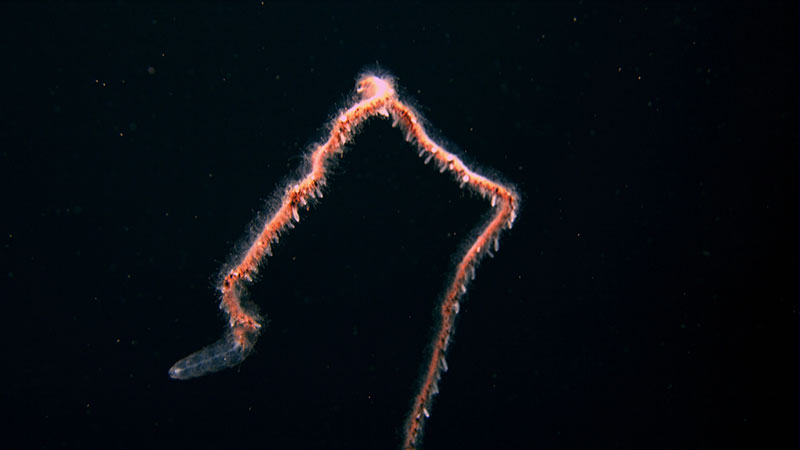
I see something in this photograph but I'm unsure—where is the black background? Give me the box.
[1,2,796,449]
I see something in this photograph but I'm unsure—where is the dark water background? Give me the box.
[1,3,796,449]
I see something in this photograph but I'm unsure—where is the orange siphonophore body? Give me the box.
[170,72,520,449]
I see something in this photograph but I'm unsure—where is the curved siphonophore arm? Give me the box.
[169,72,520,450]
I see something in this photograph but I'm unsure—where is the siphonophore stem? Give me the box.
[170,72,520,450]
